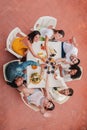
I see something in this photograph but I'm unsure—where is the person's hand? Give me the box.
[40,57,47,62]
[58,65,62,71]
[54,73,58,80]
[55,64,61,69]
[40,63,46,68]
[43,112,52,118]
[47,95,53,102]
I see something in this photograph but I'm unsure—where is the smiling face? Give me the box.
[33,34,40,42]
[15,77,24,87]
[70,55,79,65]
[44,99,54,110]
[61,89,70,96]
[54,32,63,40]
[69,69,77,76]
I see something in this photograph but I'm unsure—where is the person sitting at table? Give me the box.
[5,60,40,83]
[40,28,65,41]
[12,30,44,61]
[61,37,80,66]
[35,24,65,41]
[53,87,74,96]
[49,74,74,104]
[39,27,65,56]
[54,64,82,82]
[9,75,55,117]
[49,86,73,104]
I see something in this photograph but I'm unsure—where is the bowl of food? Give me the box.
[30,72,42,84]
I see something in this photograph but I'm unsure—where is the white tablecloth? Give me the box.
[27,41,63,88]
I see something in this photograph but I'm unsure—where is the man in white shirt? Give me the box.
[40,27,65,56]
[61,37,80,65]
[40,27,65,40]
[49,75,74,104]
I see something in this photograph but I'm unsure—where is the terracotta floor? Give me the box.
[0,0,87,130]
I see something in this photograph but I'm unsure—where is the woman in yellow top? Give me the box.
[12,30,43,60]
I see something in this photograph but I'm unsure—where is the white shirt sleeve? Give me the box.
[66,47,78,62]
[40,28,53,39]
[63,42,78,62]
[63,74,72,82]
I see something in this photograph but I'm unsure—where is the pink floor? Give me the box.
[0,0,87,130]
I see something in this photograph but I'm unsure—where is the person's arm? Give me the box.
[26,40,43,59]
[16,33,25,37]
[65,36,78,47]
[22,38,45,61]
[27,41,46,62]
[40,63,46,76]
[55,58,72,65]
[19,60,40,71]
[58,65,63,77]
[39,74,50,99]
[70,37,78,47]
[54,73,58,80]
[45,74,53,100]
[44,36,49,57]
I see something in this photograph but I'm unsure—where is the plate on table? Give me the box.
[30,72,42,84]
[37,51,46,58]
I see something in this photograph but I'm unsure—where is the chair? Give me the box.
[33,16,57,30]
[49,87,70,104]
[3,60,20,82]
[20,92,39,112]
[6,27,26,58]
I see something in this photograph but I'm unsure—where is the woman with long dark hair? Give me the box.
[12,30,43,60]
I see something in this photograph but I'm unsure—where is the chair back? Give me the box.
[34,16,57,30]
[49,87,70,104]
[6,27,26,58]
[20,92,39,111]
[3,60,20,82]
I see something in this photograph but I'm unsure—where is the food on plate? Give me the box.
[31,65,37,69]
[30,72,42,84]
[37,51,46,58]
